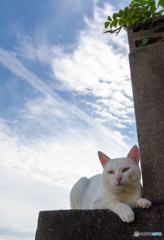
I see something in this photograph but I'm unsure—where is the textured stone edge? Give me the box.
[35,205,164,240]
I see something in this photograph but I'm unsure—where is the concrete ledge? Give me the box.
[35,205,164,240]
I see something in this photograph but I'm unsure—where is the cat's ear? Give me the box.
[127,145,140,164]
[98,151,110,168]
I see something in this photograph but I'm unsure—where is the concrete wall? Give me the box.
[128,23,164,202]
[35,205,164,239]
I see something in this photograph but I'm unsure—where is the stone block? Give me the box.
[35,205,164,240]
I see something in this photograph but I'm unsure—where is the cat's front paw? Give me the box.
[118,206,135,223]
[137,198,152,209]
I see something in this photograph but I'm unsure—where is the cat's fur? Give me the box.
[70,145,151,223]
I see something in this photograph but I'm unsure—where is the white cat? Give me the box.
[70,145,151,223]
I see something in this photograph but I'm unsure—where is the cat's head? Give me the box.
[98,145,141,193]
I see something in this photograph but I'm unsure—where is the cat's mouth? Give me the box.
[116,182,127,187]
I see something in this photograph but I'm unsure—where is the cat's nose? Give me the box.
[116,176,122,183]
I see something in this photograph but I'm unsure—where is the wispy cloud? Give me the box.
[0,1,138,240]
[15,35,54,64]
[0,1,137,190]
[14,1,134,131]
[0,0,137,192]
[0,47,55,96]
[0,109,130,190]
[51,2,134,129]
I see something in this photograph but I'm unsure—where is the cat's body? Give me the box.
[70,146,151,223]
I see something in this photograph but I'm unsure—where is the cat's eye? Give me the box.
[108,170,114,174]
[122,167,130,173]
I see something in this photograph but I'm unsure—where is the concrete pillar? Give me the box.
[127,19,164,203]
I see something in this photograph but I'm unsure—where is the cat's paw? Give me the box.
[137,198,152,209]
[118,206,135,223]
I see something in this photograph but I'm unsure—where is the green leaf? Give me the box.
[103,0,164,35]
[133,2,140,8]
[158,0,164,8]
[112,19,118,27]
[157,10,164,16]
[104,22,110,29]
[110,22,113,29]
[124,7,129,14]
[119,9,124,16]
[108,16,112,22]
[142,17,148,23]
[113,13,118,20]
[139,38,150,47]
[119,18,125,25]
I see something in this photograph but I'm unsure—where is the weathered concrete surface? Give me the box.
[35,206,164,240]
[128,40,164,202]
[127,17,164,51]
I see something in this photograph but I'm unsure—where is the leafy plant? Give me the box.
[104,0,164,35]
[138,38,150,46]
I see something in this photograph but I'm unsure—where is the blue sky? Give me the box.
[0,0,138,239]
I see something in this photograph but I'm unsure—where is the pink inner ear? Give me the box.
[98,151,110,167]
[127,145,140,164]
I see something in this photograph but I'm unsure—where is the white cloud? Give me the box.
[0,0,138,193]
[0,112,131,190]
[51,2,134,129]
[0,47,59,97]
[0,1,138,240]
[9,1,135,131]
[0,126,129,239]
[15,35,55,64]
[0,1,137,190]
[0,165,70,240]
